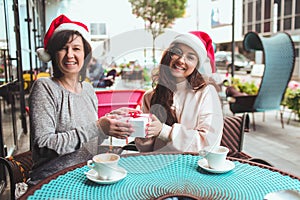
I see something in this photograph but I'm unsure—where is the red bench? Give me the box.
[95,89,146,117]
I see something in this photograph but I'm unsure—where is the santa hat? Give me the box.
[170,31,216,75]
[36,14,91,62]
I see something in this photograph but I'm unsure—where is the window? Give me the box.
[255,0,261,21]
[248,25,252,31]
[90,23,107,41]
[296,0,300,30]
[90,23,107,36]
[295,16,300,29]
[277,1,281,17]
[243,0,299,33]
[255,23,261,32]
[284,0,292,15]
[264,0,270,19]
[284,18,291,30]
[248,2,253,23]
[296,0,300,14]
[264,21,270,32]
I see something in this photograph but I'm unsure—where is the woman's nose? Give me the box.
[67,48,74,58]
[177,54,187,63]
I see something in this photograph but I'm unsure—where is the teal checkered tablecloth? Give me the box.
[27,154,300,200]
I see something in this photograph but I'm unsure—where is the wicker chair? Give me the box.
[227,31,295,130]
[0,151,33,200]
[221,114,251,159]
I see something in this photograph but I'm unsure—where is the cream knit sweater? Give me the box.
[135,80,223,153]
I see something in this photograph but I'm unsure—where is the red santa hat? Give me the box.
[170,31,216,75]
[36,14,91,62]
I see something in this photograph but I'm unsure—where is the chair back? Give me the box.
[0,151,33,200]
[243,32,295,112]
[95,89,145,117]
[106,69,117,78]
[36,72,50,79]
[221,114,250,159]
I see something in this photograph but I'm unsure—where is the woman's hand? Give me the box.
[97,114,135,139]
[146,114,163,138]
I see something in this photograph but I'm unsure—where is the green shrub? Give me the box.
[230,77,258,95]
[282,87,300,120]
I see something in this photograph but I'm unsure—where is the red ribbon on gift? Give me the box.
[128,111,141,118]
[125,112,151,138]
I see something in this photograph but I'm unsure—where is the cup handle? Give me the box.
[199,149,208,159]
[87,160,94,169]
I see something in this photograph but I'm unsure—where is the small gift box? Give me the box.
[120,112,150,138]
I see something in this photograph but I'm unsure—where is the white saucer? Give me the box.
[197,159,235,174]
[264,190,300,200]
[85,167,127,184]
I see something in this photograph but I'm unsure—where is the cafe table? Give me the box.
[21,151,300,200]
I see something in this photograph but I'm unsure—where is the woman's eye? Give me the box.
[170,48,182,56]
[60,47,66,50]
[187,55,197,61]
[174,49,182,56]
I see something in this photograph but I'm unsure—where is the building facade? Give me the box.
[242,0,300,78]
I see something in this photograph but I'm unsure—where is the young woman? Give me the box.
[135,31,223,152]
[30,15,137,170]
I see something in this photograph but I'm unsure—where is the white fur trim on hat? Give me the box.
[54,23,91,44]
[36,14,91,63]
[36,48,51,63]
[171,33,212,75]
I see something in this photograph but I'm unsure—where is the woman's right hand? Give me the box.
[97,114,135,139]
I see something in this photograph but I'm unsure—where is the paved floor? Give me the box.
[224,105,300,177]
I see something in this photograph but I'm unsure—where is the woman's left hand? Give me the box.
[146,114,163,138]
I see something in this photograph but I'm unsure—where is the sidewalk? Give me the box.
[223,103,300,177]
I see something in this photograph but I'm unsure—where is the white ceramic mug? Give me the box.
[87,153,120,180]
[199,146,229,170]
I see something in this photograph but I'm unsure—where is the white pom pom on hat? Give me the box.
[36,48,51,63]
[37,14,91,62]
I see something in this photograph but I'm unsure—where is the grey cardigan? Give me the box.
[29,77,107,168]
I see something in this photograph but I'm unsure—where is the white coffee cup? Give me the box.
[199,146,229,169]
[87,153,120,180]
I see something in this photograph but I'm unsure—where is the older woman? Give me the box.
[30,15,137,171]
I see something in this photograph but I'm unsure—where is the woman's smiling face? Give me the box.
[56,35,85,76]
[168,43,199,82]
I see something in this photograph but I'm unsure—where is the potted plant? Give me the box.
[282,81,300,121]
[224,77,259,96]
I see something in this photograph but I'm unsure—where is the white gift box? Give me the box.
[120,114,150,138]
